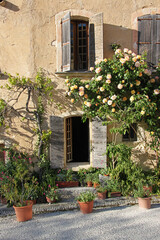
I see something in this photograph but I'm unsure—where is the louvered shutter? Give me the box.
[138,14,160,66]
[62,12,71,72]
[155,15,160,65]
[89,13,103,68]
[50,116,64,168]
[91,117,107,168]
[138,15,153,65]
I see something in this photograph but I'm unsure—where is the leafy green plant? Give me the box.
[92,172,100,184]
[76,191,96,202]
[85,173,93,183]
[134,182,151,198]
[106,179,121,192]
[56,168,78,182]
[96,185,107,193]
[45,187,60,202]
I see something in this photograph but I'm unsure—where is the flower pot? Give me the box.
[87,181,92,187]
[138,197,151,209]
[46,196,56,204]
[94,183,100,188]
[55,181,79,188]
[97,191,107,200]
[13,202,33,222]
[110,191,121,197]
[78,200,94,214]
[0,0,5,7]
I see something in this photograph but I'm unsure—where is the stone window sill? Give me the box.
[55,71,94,79]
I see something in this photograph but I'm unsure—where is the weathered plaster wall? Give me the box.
[0,0,159,167]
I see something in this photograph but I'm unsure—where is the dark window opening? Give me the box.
[123,124,137,142]
[66,117,89,162]
[71,21,89,71]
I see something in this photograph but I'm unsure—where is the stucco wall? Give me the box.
[0,0,160,168]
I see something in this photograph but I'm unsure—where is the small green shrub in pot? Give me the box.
[96,185,107,193]
[45,187,60,203]
[134,182,151,198]
[85,173,93,183]
[76,191,95,202]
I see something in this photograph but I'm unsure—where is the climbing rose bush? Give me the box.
[65,48,160,155]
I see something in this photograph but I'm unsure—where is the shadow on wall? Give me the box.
[103,24,137,58]
[1,1,19,12]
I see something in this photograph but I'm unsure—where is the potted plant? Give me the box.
[55,169,79,188]
[106,179,121,197]
[76,191,96,214]
[92,173,100,188]
[134,183,151,209]
[85,173,93,187]
[96,185,107,199]
[0,155,38,222]
[45,186,60,204]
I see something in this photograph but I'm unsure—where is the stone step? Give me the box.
[58,187,97,202]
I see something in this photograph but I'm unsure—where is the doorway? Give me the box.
[66,117,89,163]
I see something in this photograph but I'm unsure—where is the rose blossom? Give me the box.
[123,97,127,101]
[117,83,123,89]
[90,67,94,71]
[86,102,91,107]
[120,58,126,64]
[111,95,117,100]
[79,86,84,91]
[97,95,101,99]
[124,48,129,53]
[106,73,112,79]
[79,91,84,96]
[136,80,141,86]
[68,92,71,96]
[128,50,132,54]
[132,57,137,62]
[130,96,135,102]
[96,75,103,81]
[135,61,140,67]
[100,87,105,92]
[115,49,121,54]
[150,78,155,83]
[106,79,111,84]
[103,98,107,103]
[112,108,116,112]
[71,99,74,103]
[141,110,145,115]
[85,84,89,89]
[107,100,113,105]
[154,89,160,95]
[95,67,102,74]
[131,90,135,95]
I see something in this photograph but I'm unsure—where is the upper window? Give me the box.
[57,11,103,73]
[138,14,160,67]
[71,20,89,71]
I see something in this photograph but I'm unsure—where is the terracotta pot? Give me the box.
[97,191,107,200]
[13,202,33,222]
[87,181,92,187]
[93,183,100,188]
[110,192,121,197]
[78,200,94,214]
[138,197,151,209]
[55,181,79,188]
[46,197,56,204]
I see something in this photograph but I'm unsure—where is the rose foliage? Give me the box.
[66,48,160,162]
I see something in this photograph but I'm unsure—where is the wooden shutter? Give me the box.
[138,14,160,66]
[155,15,160,66]
[89,13,103,68]
[62,12,71,72]
[138,15,153,65]
[50,116,64,168]
[91,117,107,168]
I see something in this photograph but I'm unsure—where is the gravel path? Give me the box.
[0,204,160,240]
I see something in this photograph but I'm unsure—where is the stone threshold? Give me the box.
[0,196,160,218]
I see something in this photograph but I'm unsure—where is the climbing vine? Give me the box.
[0,70,53,169]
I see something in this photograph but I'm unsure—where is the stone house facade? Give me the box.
[0,0,160,170]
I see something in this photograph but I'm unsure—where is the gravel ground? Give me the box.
[0,204,160,240]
